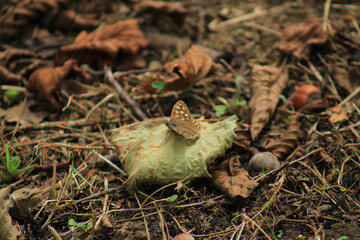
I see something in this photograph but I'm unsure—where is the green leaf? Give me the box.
[217,96,230,107]
[85,222,93,232]
[111,115,238,192]
[214,105,228,116]
[68,218,77,226]
[235,99,247,107]
[279,94,287,103]
[337,237,349,240]
[166,194,178,202]
[151,81,167,91]
[4,89,20,100]
[7,156,20,175]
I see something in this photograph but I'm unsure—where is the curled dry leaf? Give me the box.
[110,115,237,192]
[211,157,258,198]
[142,45,213,92]
[279,19,338,60]
[27,59,91,109]
[265,113,301,159]
[248,64,288,140]
[56,19,148,69]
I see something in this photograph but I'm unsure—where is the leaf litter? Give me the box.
[1,1,360,239]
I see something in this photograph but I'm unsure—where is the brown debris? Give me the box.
[279,19,338,60]
[0,0,98,40]
[265,113,301,159]
[56,19,149,69]
[211,157,259,198]
[233,122,251,151]
[248,64,288,140]
[27,59,91,109]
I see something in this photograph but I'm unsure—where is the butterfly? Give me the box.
[166,100,200,139]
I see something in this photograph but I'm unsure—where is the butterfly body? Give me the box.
[166,100,200,139]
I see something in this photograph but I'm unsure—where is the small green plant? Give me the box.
[151,81,167,91]
[68,218,93,232]
[214,75,247,116]
[0,144,34,181]
[4,89,20,100]
[337,237,349,240]
[166,194,178,202]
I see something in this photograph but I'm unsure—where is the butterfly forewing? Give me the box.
[167,100,200,139]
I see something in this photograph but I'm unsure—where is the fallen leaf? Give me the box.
[0,186,20,240]
[110,115,237,192]
[331,66,353,94]
[279,19,338,60]
[56,19,148,69]
[265,113,300,159]
[329,104,352,123]
[233,122,251,151]
[27,59,91,109]
[51,10,99,31]
[211,157,258,198]
[0,99,47,127]
[248,64,288,139]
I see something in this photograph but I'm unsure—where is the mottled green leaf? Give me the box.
[111,115,238,192]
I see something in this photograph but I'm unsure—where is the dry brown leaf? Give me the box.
[56,19,148,69]
[0,100,47,126]
[211,157,258,198]
[248,64,288,140]
[329,104,352,123]
[265,113,300,159]
[0,186,20,240]
[27,59,91,109]
[50,10,99,31]
[331,66,353,94]
[163,45,213,91]
[233,122,251,151]
[279,19,338,60]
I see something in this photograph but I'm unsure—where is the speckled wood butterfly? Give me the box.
[166,100,200,139]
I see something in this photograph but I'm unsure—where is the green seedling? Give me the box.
[337,237,349,240]
[166,194,178,202]
[4,89,20,100]
[68,218,93,232]
[214,75,247,116]
[0,144,34,181]
[151,81,167,91]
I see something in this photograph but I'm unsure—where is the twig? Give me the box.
[105,66,148,120]
[93,150,127,177]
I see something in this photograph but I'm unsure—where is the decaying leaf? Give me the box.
[248,64,288,139]
[279,19,338,60]
[211,157,258,198]
[233,122,251,151]
[265,113,301,159]
[110,115,238,192]
[329,104,353,124]
[0,186,19,240]
[56,19,148,69]
[0,99,47,126]
[331,66,353,94]
[27,59,91,109]
[9,186,50,221]
[0,0,98,40]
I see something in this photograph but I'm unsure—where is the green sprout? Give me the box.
[151,81,167,91]
[4,89,20,100]
[166,194,178,202]
[214,75,247,116]
[68,218,93,232]
[0,144,34,181]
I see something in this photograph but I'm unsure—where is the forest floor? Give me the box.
[1,0,360,239]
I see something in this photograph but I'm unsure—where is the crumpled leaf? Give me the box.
[0,186,19,240]
[265,113,300,159]
[279,19,338,60]
[248,64,288,139]
[0,99,47,127]
[56,19,148,69]
[110,115,238,192]
[27,59,91,109]
[329,104,353,124]
[211,157,258,198]
[0,0,98,40]
[233,122,251,151]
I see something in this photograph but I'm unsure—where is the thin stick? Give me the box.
[105,66,148,120]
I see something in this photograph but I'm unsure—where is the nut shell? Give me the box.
[173,233,195,240]
[293,84,321,110]
[249,152,280,172]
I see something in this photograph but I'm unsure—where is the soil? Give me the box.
[1,0,360,240]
